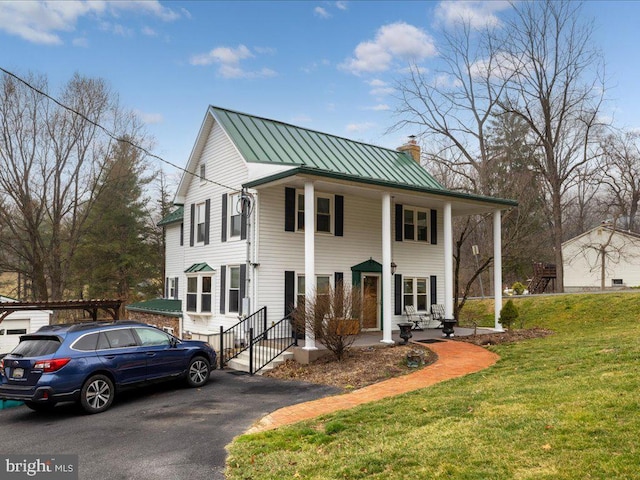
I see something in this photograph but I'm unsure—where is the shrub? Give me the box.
[512,281,526,295]
[499,299,519,330]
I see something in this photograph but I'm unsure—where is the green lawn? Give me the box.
[226,292,640,479]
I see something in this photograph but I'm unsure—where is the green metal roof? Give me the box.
[184,263,215,273]
[126,298,182,317]
[210,106,444,191]
[158,205,184,226]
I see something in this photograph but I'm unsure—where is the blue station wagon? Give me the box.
[0,321,216,414]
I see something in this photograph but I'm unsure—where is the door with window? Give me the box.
[362,274,380,329]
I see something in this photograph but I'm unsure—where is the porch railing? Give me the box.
[219,306,268,368]
[246,317,298,375]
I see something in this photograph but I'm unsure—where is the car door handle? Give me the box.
[146,352,156,357]
[104,355,115,360]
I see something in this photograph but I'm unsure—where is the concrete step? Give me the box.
[226,347,293,375]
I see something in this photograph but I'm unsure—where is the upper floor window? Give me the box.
[196,202,207,243]
[199,163,206,182]
[403,208,429,242]
[296,193,333,233]
[229,193,242,239]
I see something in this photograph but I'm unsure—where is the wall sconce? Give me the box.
[390,262,397,275]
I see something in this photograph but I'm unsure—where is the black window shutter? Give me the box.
[395,204,403,242]
[334,272,344,287]
[430,275,437,305]
[394,274,403,315]
[284,271,295,317]
[240,196,247,240]
[221,193,228,243]
[239,264,246,315]
[174,277,179,300]
[219,266,227,314]
[204,199,211,245]
[335,272,344,317]
[180,222,184,246]
[284,187,296,232]
[430,209,438,245]
[165,277,169,298]
[335,195,344,236]
[189,204,195,247]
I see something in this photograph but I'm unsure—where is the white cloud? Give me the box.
[314,6,331,19]
[134,110,164,125]
[141,26,157,37]
[434,1,511,29]
[340,22,436,74]
[0,0,181,45]
[336,1,348,11]
[346,122,376,133]
[72,37,89,47]
[190,44,277,79]
[367,79,387,87]
[365,104,390,111]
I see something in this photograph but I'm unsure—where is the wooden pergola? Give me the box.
[0,299,122,323]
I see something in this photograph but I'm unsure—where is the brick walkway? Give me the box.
[246,340,499,434]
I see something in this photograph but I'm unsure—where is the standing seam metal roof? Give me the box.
[210,106,444,191]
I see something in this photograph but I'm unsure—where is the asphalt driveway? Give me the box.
[0,369,340,480]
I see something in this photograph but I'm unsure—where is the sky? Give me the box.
[1,0,640,184]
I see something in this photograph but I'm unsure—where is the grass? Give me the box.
[225,292,640,479]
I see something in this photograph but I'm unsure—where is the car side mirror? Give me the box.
[170,337,178,348]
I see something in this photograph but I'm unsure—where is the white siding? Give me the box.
[0,297,51,353]
[563,229,640,289]
[255,186,445,326]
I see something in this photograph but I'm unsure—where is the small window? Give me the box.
[187,277,198,312]
[199,163,206,181]
[229,193,242,238]
[6,329,27,335]
[296,192,332,233]
[229,267,240,313]
[136,328,171,346]
[404,277,428,311]
[73,333,99,351]
[162,326,175,335]
[196,202,207,243]
[297,275,330,306]
[202,276,212,312]
[403,207,430,242]
[612,279,624,286]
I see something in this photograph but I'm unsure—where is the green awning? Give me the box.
[184,263,215,273]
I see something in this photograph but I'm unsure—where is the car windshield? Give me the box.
[11,336,61,357]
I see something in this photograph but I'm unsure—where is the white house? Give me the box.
[0,295,51,353]
[563,225,640,291]
[156,106,516,349]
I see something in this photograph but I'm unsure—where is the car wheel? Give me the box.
[24,400,56,412]
[80,374,115,414]
[186,356,210,387]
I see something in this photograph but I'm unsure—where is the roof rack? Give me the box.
[36,320,145,333]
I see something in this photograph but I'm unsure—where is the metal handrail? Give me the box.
[247,317,298,375]
[219,306,268,368]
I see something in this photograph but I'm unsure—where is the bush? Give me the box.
[499,299,519,330]
[512,281,526,295]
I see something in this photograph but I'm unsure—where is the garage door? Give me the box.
[0,319,29,354]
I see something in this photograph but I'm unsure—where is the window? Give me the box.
[187,275,212,313]
[229,192,242,238]
[168,277,178,299]
[103,329,138,349]
[187,277,197,312]
[404,277,428,311]
[73,333,99,351]
[6,328,27,335]
[403,207,429,242]
[201,276,212,312]
[229,267,240,313]
[612,279,624,286]
[196,202,207,243]
[297,275,331,306]
[296,193,332,233]
[199,163,206,182]
[136,328,171,346]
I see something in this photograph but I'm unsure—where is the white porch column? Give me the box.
[443,202,454,320]
[493,209,504,331]
[304,181,317,350]
[381,192,393,344]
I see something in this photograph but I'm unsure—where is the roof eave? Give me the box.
[243,167,518,210]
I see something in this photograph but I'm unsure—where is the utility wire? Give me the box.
[0,66,239,192]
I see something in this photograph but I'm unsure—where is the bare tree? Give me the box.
[500,0,607,292]
[598,129,640,231]
[0,72,148,301]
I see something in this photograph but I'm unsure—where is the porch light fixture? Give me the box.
[390,262,397,275]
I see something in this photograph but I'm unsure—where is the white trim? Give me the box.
[381,192,393,344]
[303,181,317,350]
[444,202,453,320]
[494,209,503,331]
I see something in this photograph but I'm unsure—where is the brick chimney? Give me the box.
[397,135,421,164]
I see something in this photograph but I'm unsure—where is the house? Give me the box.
[0,295,51,353]
[153,106,516,351]
[563,225,640,291]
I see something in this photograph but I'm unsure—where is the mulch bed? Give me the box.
[453,327,554,346]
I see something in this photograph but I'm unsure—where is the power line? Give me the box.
[0,66,239,193]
